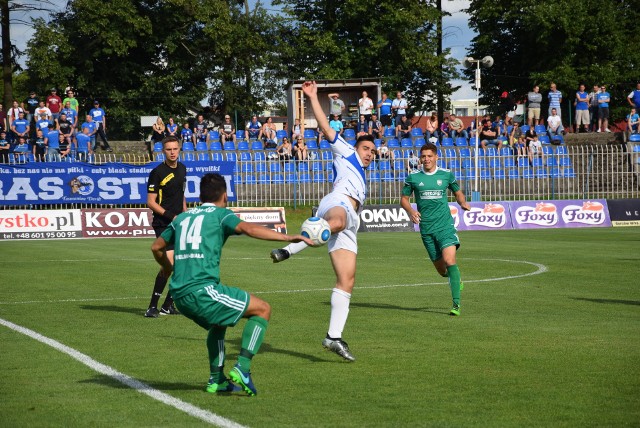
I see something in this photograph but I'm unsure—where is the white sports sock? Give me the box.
[327,288,351,339]
[284,241,309,255]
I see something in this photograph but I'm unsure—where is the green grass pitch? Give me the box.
[1,227,639,427]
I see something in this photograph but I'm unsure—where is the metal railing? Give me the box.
[2,144,638,210]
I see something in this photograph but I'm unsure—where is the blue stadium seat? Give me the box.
[378,160,391,170]
[629,134,640,143]
[441,138,454,147]
[455,137,468,146]
[454,170,463,181]
[320,139,331,149]
[313,172,325,183]
[208,131,220,142]
[556,146,568,155]
[285,173,297,183]
[489,158,502,168]
[494,169,505,179]
[539,135,551,145]
[211,152,224,162]
[210,142,222,151]
[251,141,263,151]
[235,130,245,140]
[225,152,237,162]
[236,152,249,162]
[633,143,640,152]
[411,127,424,137]
[549,167,560,177]
[522,168,534,179]
[475,148,486,157]
[321,150,333,160]
[480,169,492,179]
[327,170,334,181]
[196,152,210,161]
[448,159,461,169]
[234,174,242,184]
[552,135,564,145]
[384,128,396,138]
[347,139,356,146]
[465,169,476,180]
[253,151,266,162]
[283,162,296,173]
[486,147,498,157]
[532,157,544,167]
[542,146,554,155]
[387,139,400,148]
[269,162,281,173]
[195,141,208,151]
[237,141,249,151]
[444,148,456,158]
[503,157,516,168]
[401,138,413,148]
[307,140,319,150]
[535,167,548,178]
[535,125,547,135]
[462,159,474,169]
[245,175,256,184]
[546,157,558,167]
[241,163,254,173]
[182,152,195,161]
[508,168,519,179]
[499,147,512,156]
[255,162,267,172]
[276,130,288,140]
[437,159,446,168]
[563,167,576,178]
[258,173,270,184]
[223,141,235,151]
[520,125,530,133]
[182,141,194,151]
[517,157,529,167]
[155,153,165,161]
[381,171,395,182]
[558,156,572,167]
[304,129,316,139]
[469,137,479,147]
[311,161,323,172]
[299,173,311,183]
[272,173,284,183]
[343,129,356,139]
[298,162,309,172]
[459,148,471,158]
[395,160,405,170]
[153,142,163,152]
[413,138,426,147]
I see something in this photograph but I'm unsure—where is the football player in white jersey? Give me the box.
[271,81,376,361]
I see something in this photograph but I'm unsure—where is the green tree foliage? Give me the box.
[274,0,460,114]
[466,0,640,120]
[25,0,285,137]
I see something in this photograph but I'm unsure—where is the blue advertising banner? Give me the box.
[0,161,236,206]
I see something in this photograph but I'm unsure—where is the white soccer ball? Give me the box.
[301,217,331,247]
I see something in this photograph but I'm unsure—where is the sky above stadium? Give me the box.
[8,0,476,100]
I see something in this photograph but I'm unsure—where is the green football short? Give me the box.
[419,226,460,262]
[174,283,249,330]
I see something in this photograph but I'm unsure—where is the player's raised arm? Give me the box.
[302,81,336,142]
[236,221,314,246]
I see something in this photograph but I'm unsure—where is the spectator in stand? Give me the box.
[370,114,383,140]
[329,114,344,135]
[22,91,39,126]
[424,112,438,142]
[493,116,507,136]
[627,82,640,111]
[90,101,112,151]
[527,85,543,126]
[180,122,193,144]
[60,101,78,130]
[500,91,517,126]
[221,114,237,146]
[290,118,302,141]
[58,132,71,161]
[509,122,527,158]
[63,89,79,112]
[597,85,611,133]
[548,83,563,120]
[245,115,262,140]
[377,92,393,135]
[13,135,30,161]
[11,111,30,142]
[327,92,346,120]
[440,116,450,139]
[35,113,51,135]
[406,150,420,172]
[479,118,499,149]
[588,84,600,133]
[293,137,308,161]
[75,126,93,161]
[81,114,98,150]
[32,128,47,162]
[259,116,276,148]
[166,117,178,138]
[205,127,218,145]
[193,114,207,144]
[356,114,369,137]
[46,88,63,121]
[0,131,9,163]
[44,123,60,161]
[0,103,7,133]
[358,91,374,122]
[527,132,544,166]
[57,112,74,145]
[392,91,408,125]
[575,84,590,133]
[7,101,24,143]
[626,108,639,141]
[277,137,293,161]
[547,108,564,137]
[35,101,52,124]
[524,126,537,154]
[396,115,412,139]
[448,113,468,140]
[151,116,166,147]
[375,139,396,171]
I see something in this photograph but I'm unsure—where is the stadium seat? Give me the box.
[182,152,195,161]
[546,157,558,167]
[211,152,224,162]
[503,157,516,168]
[225,152,237,162]
[244,174,256,184]
[522,168,534,179]
[208,131,220,142]
[223,141,235,151]
[444,148,456,158]
[454,170,463,181]
[283,162,296,173]
[241,163,254,173]
[304,129,316,139]
[307,140,319,150]
[182,141,194,151]
[558,156,572,167]
[235,130,245,140]
[411,127,424,137]
[414,138,426,147]
[276,130,288,140]
[210,142,222,151]
[563,167,576,178]
[401,138,413,148]
[196,152,210,161]
[387,139,400,148]
[255,162,267,172]
[258,173,270,184]
[539,135,551,145]
[465,169,476,180]
[237,141,249,151]
[313,172,325,183]
[489,158,502,168]
[343,129,356,139]
[532,157,544,167]
[327,170,334,181]
[272,173,284,183]
[469,137,479,148]
[299,173,311,183]
[448,159,461,169]
[285,173,297,183]
[520,125,530,133]
[462,159,474,169]
[234,174,242,184]
[381,171,395,182]
[459,148,471,158]
[549,167,560,177]
[395,160,405,170]
[556,146,568,155]
[517,157,529,167]
[480,169,492,179]
[632,143,640,152]
[508,168,519,179]
[195,141,208,151]
[455,137,468,146]
[499,147,512,156]
[441,138,454,147]
[552,135,564,145]
[320,139,331,149]
[378,160,391,170]
[253,151,265,161]
[486,147,498,157]
[535,125,547,135]
[477,158,488,168]
[494,169,505,179]
[369,171,380,181]
[629,134,640,143]
[542,146,554,155]
[298,162,309,172]
[251,141,263,151]
[269,162,282,173]
[475,148,485,157]
[535,167,548,178]
[311,161,323,172]
[321,150,333,160]
[155,153,165,161]
[239,152,252,162]
[153,142,163,152]
[384,128,396,138]
[346,139,356,146]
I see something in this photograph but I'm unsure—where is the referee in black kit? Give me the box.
[144,136,187,317]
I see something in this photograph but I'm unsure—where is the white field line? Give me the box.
[0,317,247,428]
[0,259,547,305]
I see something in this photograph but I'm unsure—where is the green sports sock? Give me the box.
[207,327,227,383]
[447,264,462,306]
[237,316,269,372]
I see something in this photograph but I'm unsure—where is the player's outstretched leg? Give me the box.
[271,241,308,263]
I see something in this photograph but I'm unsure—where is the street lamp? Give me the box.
[463,56,493,202]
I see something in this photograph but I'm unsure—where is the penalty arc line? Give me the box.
[0,317,247,428]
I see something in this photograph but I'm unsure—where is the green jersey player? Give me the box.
[151,173,312,395]
[400,143,470,315]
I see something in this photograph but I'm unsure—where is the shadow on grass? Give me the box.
[80,374,206,392]
[572,297,640,306]
[339,301,449,315]
[80,305,145,315]
[223,337,332,363]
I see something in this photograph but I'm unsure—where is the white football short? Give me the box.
[316,192,360,254]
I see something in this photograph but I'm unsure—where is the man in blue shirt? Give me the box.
[89,100,112,151]
[11,111,30,141]
[597,85,611,133]
[575,84,590,133]
[377,92,393,135]
[626,108,639,140]
[548,83,562,120]
[627,82,640,111]
[75,126,93,161]
[329,114,344,135]
[81,114,98,150]
[61,102,77,129]
[44,124,61,161]
[245,115,261,140]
